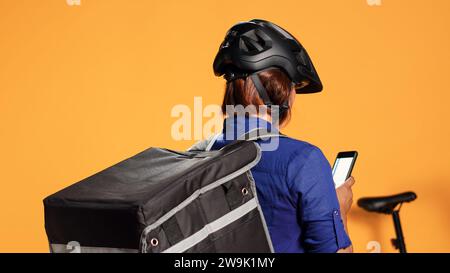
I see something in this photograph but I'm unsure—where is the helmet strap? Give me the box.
[250,72,290,115]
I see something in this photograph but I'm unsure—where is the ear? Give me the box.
[288,88,296,107]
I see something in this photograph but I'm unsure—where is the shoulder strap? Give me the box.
[204,133,221,151]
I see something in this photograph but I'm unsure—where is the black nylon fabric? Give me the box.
[44,140,271,252]
[143,173,255,253]
[184,209,271,253]
[161,216,184,246]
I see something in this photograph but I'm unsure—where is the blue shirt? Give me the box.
[209,116,352,253]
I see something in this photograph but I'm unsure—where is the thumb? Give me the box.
[345,176,356,187]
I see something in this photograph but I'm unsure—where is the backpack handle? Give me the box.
[205,128,284,151]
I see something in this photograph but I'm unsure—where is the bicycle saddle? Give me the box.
[357,192,417,214]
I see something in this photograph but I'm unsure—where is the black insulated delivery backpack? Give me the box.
[43,134,275,253]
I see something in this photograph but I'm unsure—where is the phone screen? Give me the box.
[332,151,357,188]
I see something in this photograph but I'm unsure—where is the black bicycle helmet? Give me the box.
[213,19,323,94]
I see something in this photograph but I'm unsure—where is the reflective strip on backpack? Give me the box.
[162,198,258,253]
[50,244,139,253]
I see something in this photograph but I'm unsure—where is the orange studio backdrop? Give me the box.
[1,0,450,252]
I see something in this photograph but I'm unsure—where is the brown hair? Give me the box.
[221,68,293,125]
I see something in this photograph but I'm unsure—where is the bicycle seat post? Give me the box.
[392,210,407,253]
[357,191,417,253]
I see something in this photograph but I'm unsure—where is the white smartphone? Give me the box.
[332,151,358,188]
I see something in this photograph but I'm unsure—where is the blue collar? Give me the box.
[222,115,279,140]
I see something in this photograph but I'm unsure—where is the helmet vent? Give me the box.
[239,30,268,54]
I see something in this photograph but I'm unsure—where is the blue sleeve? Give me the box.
[287,146,352,253]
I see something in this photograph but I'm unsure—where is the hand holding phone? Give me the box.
[332,151,358,188]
